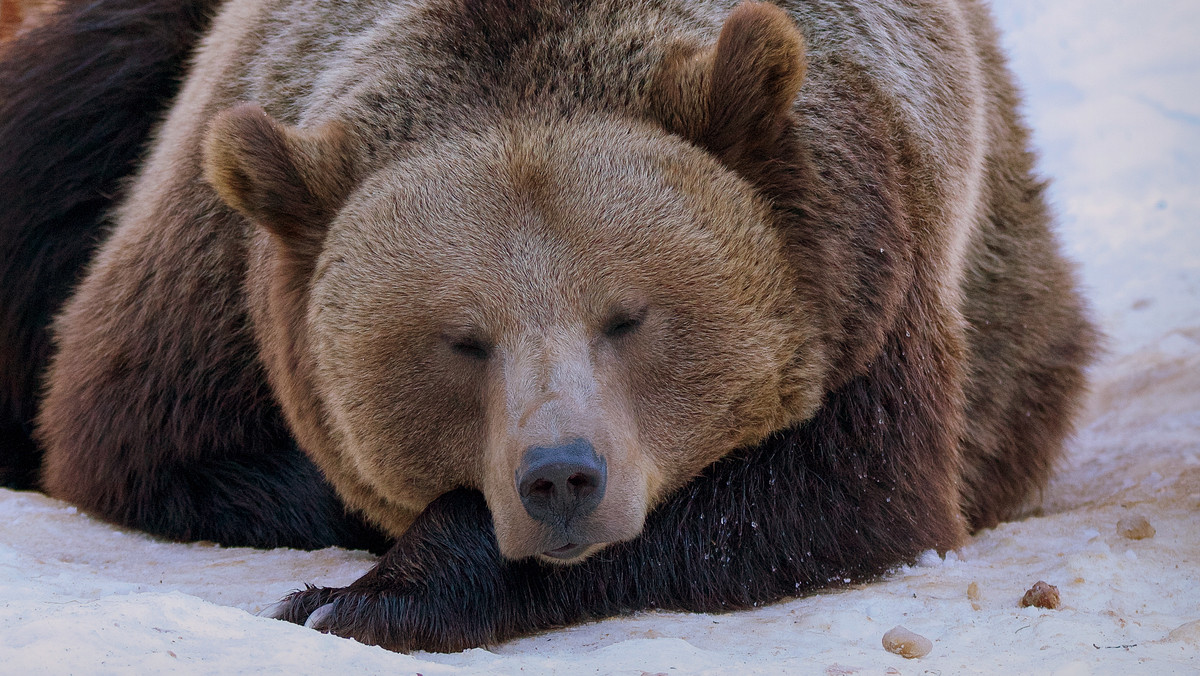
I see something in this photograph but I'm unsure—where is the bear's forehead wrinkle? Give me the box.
[499,329,602,444]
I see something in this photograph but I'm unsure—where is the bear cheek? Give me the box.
[316,320,488,514]
[622,319,789,500]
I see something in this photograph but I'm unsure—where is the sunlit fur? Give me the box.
[0,0,54,42]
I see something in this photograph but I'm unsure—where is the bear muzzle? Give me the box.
[485,334,652,562]
[515,438,609,560]
[516,438,607,523]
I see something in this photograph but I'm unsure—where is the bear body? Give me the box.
[3,0,1095,651]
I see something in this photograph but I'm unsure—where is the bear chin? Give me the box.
[540,543,599,563]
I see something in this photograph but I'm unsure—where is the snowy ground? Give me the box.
[2,1,1198,674]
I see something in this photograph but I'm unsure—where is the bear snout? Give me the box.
[515,438,607,530]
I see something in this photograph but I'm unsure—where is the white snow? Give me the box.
[2,1,1198,673]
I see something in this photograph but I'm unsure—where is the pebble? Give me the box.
[1019,580,1061,609]
[967,581,981,611]
[882,625,933,659]
[1117,515,1156,540]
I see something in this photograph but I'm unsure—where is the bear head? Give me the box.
[203,2,823,563]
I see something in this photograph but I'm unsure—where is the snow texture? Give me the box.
[2,1,1198,674]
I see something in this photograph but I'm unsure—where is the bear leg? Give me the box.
[267,489,508,652]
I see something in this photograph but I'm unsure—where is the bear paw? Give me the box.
[264,584,495,653]
[266,585,403,648]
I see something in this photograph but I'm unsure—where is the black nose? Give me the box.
[516,439,607,526]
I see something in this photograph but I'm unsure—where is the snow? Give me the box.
[2,1,1198,673]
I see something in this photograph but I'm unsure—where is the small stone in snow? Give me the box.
[1019,581,1061,610]
[882,625,932,659]
[1117,514,1155,540]
[967,581,981,610]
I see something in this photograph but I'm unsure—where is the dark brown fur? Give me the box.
[952,6,1097,527]
[3,0,1096,652]
[0,0,224,489]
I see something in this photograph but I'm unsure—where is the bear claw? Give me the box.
[264,586,338,626]
[303,603,337,631]
[256,599,290,619]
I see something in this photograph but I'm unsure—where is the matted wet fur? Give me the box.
[2,0,1095,652]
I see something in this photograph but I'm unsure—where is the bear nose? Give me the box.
[516,439,607,526]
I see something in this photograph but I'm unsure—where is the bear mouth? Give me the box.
[542,542,590,560]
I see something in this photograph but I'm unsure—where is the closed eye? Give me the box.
[448,336,490,360]
[603,310,645,339]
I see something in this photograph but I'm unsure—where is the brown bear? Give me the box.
[3,0,1096,653]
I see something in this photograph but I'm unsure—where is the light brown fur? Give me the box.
[0,0,55,42]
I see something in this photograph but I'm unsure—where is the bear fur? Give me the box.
[1,0,1096,652]
[0,0,227,490]
[0,0,53,41]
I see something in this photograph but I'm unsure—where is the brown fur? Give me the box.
[0,0,228,491]
[0,0,54,41]
[17,0,1097,650]
[208,107,823,559]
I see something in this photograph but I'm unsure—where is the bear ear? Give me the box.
[648,1,807,173]
[203,104,359,256]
